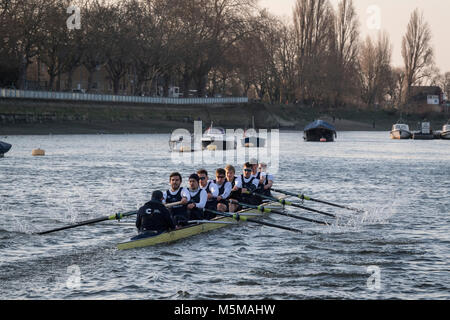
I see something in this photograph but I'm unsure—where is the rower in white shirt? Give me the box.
[197,169,219,217]
[249,158,259,178]
[186,173,208,220]
[211,168,232,212]
[256,162,274,197]
[236,162,261,206]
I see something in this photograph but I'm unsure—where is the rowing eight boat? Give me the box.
[116,197,286,250]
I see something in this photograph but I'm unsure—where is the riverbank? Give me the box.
[0,98,447,135]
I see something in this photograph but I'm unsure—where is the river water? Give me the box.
[0,132,449,299]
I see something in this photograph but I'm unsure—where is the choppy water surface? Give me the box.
[0,132,449,299]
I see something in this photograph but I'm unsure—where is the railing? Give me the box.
[0,88,248,105]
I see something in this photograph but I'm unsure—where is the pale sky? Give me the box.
[259,0,450,72]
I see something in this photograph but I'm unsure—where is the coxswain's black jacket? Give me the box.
[136,201,176,232]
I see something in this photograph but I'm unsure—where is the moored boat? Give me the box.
[412,122,434,140]
[303,120,337,142]
[201,122,237,150]
[441,123,450,140]
[390,123,412,139]
[241,134,266,148]
[169,133,198,152]
[0,140,12,157]
[117,198,285,250]
[241,116,266,148]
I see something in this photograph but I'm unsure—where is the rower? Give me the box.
[163,172,190,226]
[238,162,262,205]
[256,162,274,197]
[186,174,208,220]
[212,168,232,212]
[136,190,176,236]
[197,169,219,214]
[249,158,258,177]
[225,164,241,212]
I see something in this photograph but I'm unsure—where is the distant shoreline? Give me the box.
[1,98,447,135]
[0,122,386,136]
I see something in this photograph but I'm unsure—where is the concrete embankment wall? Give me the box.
[0,98,283,134]
[1,98,438,135]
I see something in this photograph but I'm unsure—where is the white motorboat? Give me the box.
[201,122,237,150]
[390,123,412,139]
[441,123,450,140]
[169,133,198,152]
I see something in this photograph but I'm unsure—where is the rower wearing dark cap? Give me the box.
[186,173,208,220]
[136,190,176,235]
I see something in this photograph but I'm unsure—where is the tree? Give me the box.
[332,0,360,106]
[401,8,434,103]
[3,0,50,89]
[38,0,74,91]
[444,72,450,100]
[359,32,392,108]
[293,0,335,104]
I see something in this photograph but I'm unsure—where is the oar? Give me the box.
[189,220,237,225]
[229,200,329,225]
[204,208,303,233]
[37,201,183,235]
[271,188,365,213]
[36,210,138,235]
[246,191,336,218]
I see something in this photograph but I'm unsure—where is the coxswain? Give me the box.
[136,190,176,236]
[186,173,208,220]
[212,168,232,212]
[256,162,274,197]
[163,172,190,226]
[238,162,261,205]
[197,169,219,214]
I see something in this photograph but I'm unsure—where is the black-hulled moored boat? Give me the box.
[303,120,337,142]
[0,141,12,157]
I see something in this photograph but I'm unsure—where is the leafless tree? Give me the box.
[332,0,360,106]
[401,8,434,103]
[444,72,450,100]
[359,32,392,108]
[3,0,50,89]
[293,0,335,104]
